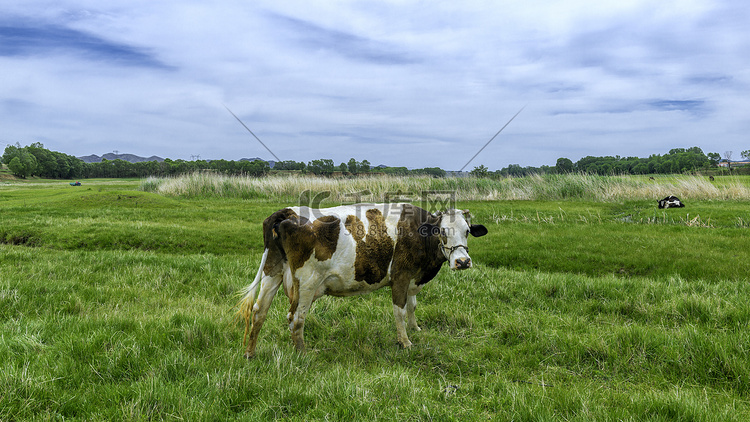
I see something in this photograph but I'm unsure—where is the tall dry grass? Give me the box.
[139,172,750,202]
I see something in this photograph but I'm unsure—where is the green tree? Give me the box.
[245,159,270,176]
[413,167,446,177]
[26,142,57,177]
[575,156,599,174]
[3,143,88,179]
[555,157,574,173]
[7,151,38,178]
[2,143,21,166]
[274,160,305,171]
[631,162,647,174]
[308,159,335,175]
[470,165,489,177]
[505,164,525,176]
[7,157,24,177]
[347,158,359,174]
[741,150,750,161]
[707,152,721,166]
[381,166,408,175]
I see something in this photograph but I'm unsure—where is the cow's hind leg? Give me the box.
[406,294,421,331]
[286,272,300,327]
[288,276,319,353]
[244,274,283,359]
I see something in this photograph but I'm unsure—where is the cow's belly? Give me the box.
[320,273,391,297]
[291,250,392,299]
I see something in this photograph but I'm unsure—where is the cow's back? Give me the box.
[268,203,441,297]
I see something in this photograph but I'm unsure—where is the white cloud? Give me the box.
[1,0,748,169]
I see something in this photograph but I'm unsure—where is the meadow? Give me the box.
[2,173,750,420]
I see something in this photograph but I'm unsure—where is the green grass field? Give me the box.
[2,175,750,420]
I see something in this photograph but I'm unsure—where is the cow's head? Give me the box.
[419,209,488,270]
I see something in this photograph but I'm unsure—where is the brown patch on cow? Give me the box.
[390,204,446,308]
[312,215,340,261]
[261,208,340,291]
[277,214,340,272]
[352,208,395,285]
[345,215,366,241]
[262,208,299,276]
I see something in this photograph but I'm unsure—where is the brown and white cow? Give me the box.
[238,203,488,358]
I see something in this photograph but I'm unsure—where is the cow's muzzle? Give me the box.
[454,257,472,270]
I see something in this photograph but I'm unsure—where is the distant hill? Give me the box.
[78,153,164,163]
[77,154,274,164]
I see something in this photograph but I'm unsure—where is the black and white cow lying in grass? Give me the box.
[658,195,684,209]
[238,203,488,358]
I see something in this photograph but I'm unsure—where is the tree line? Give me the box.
[1,143,270,179]
[1,143,446,179]
[474,147,738,177]
[1,143,743,180]
[276,158,446,177]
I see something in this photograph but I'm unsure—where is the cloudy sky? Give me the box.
[1,1,748,170]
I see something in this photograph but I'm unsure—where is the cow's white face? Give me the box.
[437,210,488,270]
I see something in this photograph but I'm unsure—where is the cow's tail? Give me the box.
[237,248,268,346]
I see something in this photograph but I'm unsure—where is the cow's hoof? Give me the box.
[292,340,306,354]
[244,351,255,359]
[398,340,413,349]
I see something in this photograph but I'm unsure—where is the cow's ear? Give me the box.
[469,224,488,237]
[418,223,440,237]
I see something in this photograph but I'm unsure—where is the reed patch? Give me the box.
[140,172,750,203]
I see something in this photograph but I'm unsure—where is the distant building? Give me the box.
[719,160,750,167]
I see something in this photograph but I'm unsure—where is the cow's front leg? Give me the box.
[392,304,412,348]
[406,294,421,331]
[391,277,413,348]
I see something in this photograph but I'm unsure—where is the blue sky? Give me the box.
[1,1,748,170]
